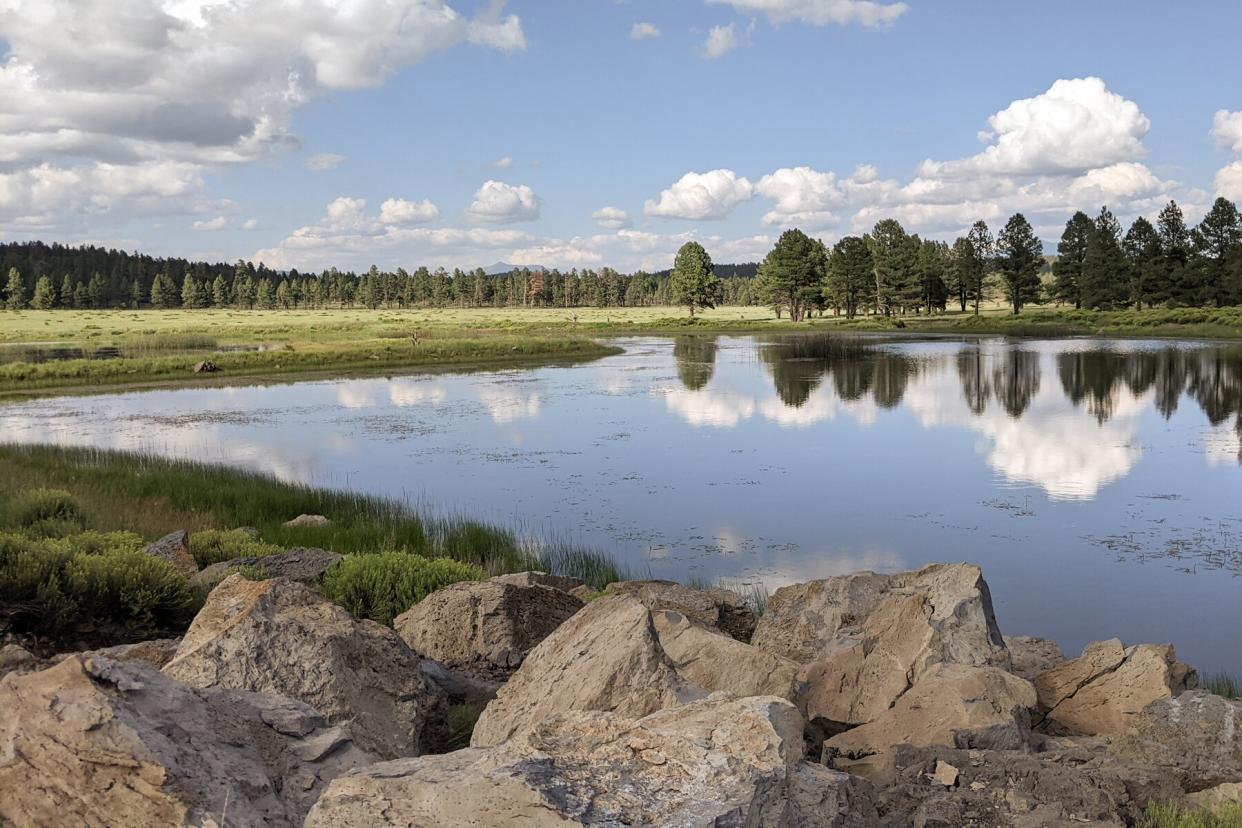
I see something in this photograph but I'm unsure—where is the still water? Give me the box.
[2,334,1240,671]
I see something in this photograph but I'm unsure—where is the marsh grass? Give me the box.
[0,444,626,588]
[1139,803,1242,828]
[1204,671,1241,699]
[122,333,219,351]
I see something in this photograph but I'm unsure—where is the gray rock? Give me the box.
[604,578,758,641]
[1112,690,1242,789]
[192,546,342,588]
[489,570,586,594]
[0,655,374,828]
[163,575,439,760]
[1004,635,1066,681]
[283,513,330,528]
[142,529,198,578]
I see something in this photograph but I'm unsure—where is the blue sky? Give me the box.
[1,0,1241,272]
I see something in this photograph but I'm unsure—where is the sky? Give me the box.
[1,0,1241,274]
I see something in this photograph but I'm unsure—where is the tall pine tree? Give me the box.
[996,213,1043,315]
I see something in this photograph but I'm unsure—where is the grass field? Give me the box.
[3,304,1242,398]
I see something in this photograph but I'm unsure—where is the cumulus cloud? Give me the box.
[241,218,259,230]
[706,0,908,28]
[490,156,514,169]
[1213,110,1242,200]
[630,22,661,39]
[592,206,633,230]
[305,153,346,171]
[0,0,525,228]
[192,215,228,231]
[920,78,1150,179]
[465,180,541,224]
[702,24,740,59]
[1218,163,1242,202]
[379,197,441,225]
[645,169,755,220]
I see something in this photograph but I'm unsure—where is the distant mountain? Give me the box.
[482,261,545,275]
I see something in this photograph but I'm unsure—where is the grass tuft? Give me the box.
[1139,803,1242,828]
[189,529,283,568]
[1204,671,1241,699]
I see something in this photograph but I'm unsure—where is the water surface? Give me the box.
[3,334,1240,671]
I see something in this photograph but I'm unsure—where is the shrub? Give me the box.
[9,488,83,532]
[1139,802,1242,828]
[189,529,282,567]
[320,552,484,626]
[0,531,198,650]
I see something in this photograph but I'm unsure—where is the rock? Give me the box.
[192,360,218,373]
[489,570,586,594]
[879,743,1185,828]
[823,664,1037,783]
[753,564,1008,730]
[1188,782,1242,810]
[650,608,801,701]
[568,583,596,601]
[604,579,758,641]
[932,759,960,787]
[283,513,330,527]
[1033,638,1196,735]
[1112,690,1242,789]
[141,529,198,578]
[162,575,438,759]
[1004,635,1066,680]
[307,695,880,828]
[394,577,583,680]
[192,546,342,588]
[0,655,374,828]
[0,643,42,679]
[470,595,700,747]
[57,638,183,670]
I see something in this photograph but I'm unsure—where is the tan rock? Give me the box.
[823,664,1037,783]
[142,529,198,578]
[1033,638,1196,735]
[283,513,330,527]
[308,695,879,828]
[605,578,758,641]
[163,575,438,759]
[470,595,701,747]
[490,570,586,594]
[49,638,183,670]
[394,577,583,680]
[932,759,960,787]
[0,655,374,828]
[651,608,801,701]
[754,564,1008,727]
[1004,634,1066,680]
[1188,782,1242,810]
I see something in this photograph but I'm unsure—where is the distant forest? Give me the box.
[2,196,1240,314]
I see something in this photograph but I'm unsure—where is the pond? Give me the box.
[2,334,1240,671]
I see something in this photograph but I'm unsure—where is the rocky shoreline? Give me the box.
[1,561,1239,826]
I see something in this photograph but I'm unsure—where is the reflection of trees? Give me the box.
[1057,350,1127,424]
[758,336,915,409]
[672,336,718,392]
[993,350,1041,419]
[957,347,992,415]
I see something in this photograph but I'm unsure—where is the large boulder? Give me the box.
[490,570,586,594]
[0,642,43,679]
[1033,638,1196,736]
[193,546,343,589]
[162,574,438,759]
[394,577,583,680]
[470,595,700,747]
[0,656,374,828]
[878,743,1186,827]
[307,694,880,828]
[753,564,1009,728]
[1112,690,1242,789]
[651,608,801,701]
[604,579,758,641]
[142,529,198,578]
[822,664,1037,783]
[1004,635,1066,681]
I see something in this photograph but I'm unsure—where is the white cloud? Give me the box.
[706,0,908,28]
[644,169,755,220]
[1218,163,1242,202]
[305,153,346,171]
[379,197,440,225]
[0,0,525,227]
[241,218,259,230]
[1212,110,1242,154]
[490,155,514,169]
[192,215,227,231]
[919,77,1150,178]
[630,22,661,40]
[466,180,541,224]
[702,24,740,60]
[592,206,633,230]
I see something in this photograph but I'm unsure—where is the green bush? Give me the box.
[0,531,198,649]
[320,552,484,626]
[1139,802,1242,828]
[9,488,84,533]
[189,529,282,567]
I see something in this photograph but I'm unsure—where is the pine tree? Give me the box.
[1124,217,1161,310]
[60,274,75,308]
[915,239,950,314]
[826,236,874,318]
[31,275,56,309]
[996,213,1043,314]
[669,241,720,317]
[4,267,25,310]
[181,273,206,308]
[1194,197,1242,307]
[867,219,914,316]
[1081,207,1129,309]
[211,274,228,307]
[1052,211,1092,309]
[964,221,994,315]
[130,277,144,308]
[88,272,106,308]
[757,229,826,322]
[1157,201,1197,306]
[73,282,89,308]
